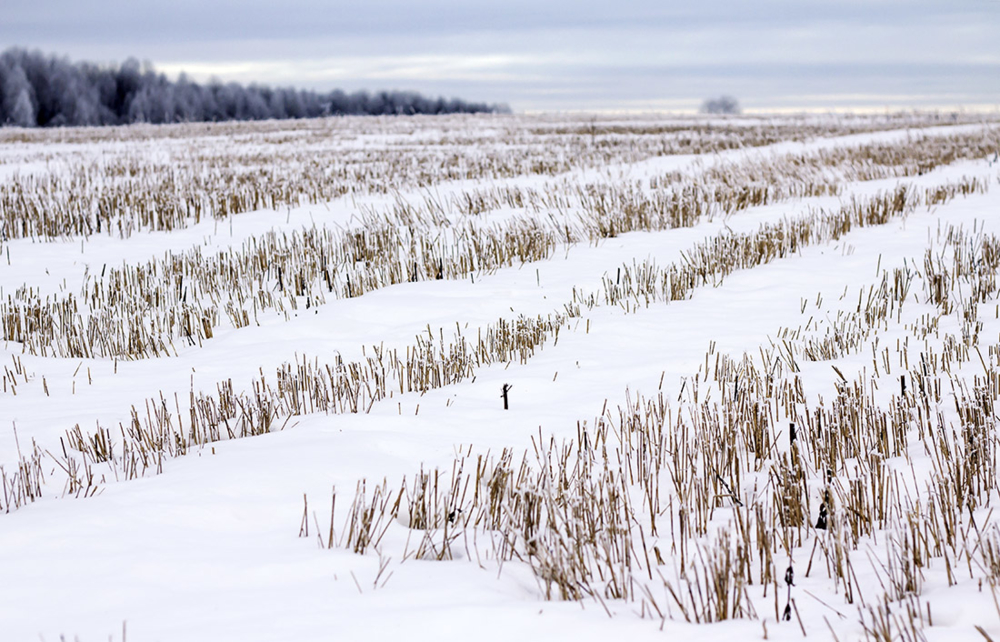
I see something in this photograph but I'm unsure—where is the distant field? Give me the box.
[2,112,1000,641]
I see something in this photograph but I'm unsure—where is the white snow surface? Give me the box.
[1,114,1000,641]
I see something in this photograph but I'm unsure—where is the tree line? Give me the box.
[0,47,508,127]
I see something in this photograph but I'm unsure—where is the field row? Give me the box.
[2,115,1000,641]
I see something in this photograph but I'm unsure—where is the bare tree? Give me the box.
[700,95,741,115]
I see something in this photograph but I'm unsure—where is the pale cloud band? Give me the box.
[3,0,998,111]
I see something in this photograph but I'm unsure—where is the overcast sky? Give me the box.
[3,0,999,112]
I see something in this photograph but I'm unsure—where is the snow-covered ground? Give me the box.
[1,113,1000,641]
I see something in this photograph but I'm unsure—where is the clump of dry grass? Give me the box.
[290,175,1000,637]
[3,128,994,362]
[1,115,993,245]
[4,114,1000,640]
[4,170,989,513]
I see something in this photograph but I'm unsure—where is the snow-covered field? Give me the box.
[2,112,1000,641]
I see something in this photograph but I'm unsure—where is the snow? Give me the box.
[1,113,1000,641]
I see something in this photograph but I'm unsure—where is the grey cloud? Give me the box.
[1,1,997,111]
[5,1,997,42]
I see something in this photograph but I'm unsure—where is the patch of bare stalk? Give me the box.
[5,137,1000,640]
[314,256,1000,639]
[3,130,995,360]
[314,324,1000,630]
[0,353,29,396]
[0,116,994,242]
[296,179,1000,638]
[2,173,988,513]
[1,307,570,512]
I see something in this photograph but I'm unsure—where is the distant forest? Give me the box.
[0,48,507,127]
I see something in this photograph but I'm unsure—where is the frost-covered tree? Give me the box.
[0,47,508,127]
[0,63,36,126]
